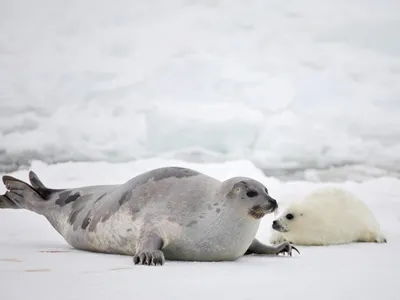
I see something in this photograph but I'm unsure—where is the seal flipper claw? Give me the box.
[133,250,165,266]
[133,233,165,266]
[291,245,300,255]
[274,242,300,256]
[244,238,300,257]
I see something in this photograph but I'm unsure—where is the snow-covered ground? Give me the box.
[1,159,399,300]
[1,0,400,180]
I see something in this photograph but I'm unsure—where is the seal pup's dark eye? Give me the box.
[246,190,258,198]
[286,213,294,220]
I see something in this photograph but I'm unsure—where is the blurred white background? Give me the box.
[1,0,399,181]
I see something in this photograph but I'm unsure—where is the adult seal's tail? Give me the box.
[1,167,299,266]
[1,172,55,210]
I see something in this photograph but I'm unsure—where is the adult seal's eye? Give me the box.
[286,213,294,220]
[246,190,258,198]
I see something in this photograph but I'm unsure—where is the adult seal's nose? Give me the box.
[268,196,278,209]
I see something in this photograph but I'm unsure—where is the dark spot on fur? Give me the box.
[216,208,221,213]
[89,167,200,223]
[208,204,212,210]
[95,193,107,203]
[213,202,218,206]
[99,211,113,224]
[149,167,200,182]
[187,220,198,227]
[88,215,102,232]
[65,194,80,205]
[168,216,177,222]
[131,207,140,215]
[55,191,80,207]
[69,167,201,232]
[118,190,132,206]
[239,181,248,187]
[68,206,85,225]
[125,167,200,190]
[199,214,205,219]
[81,211,92,230]
[127,229,132,232]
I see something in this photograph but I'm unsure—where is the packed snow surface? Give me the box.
[1,0,400,180]
[0,159,399,300]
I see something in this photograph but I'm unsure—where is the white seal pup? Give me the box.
[269,187,387,246]
[0,166,299,266]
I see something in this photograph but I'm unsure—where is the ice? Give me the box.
[1,0,400,180]
[1,159,399,300]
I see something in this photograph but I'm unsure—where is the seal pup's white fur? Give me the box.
[270,187,387,246]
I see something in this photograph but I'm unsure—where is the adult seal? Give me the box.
[0,166,299,266]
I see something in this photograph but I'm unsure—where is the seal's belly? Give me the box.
[162,225,258,262]
[64,211,141,255]
[61,202,260,261]
[162,235,252,261]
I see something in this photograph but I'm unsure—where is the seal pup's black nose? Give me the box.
[272,220,280,230]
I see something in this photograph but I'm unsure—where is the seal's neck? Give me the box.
[205,192,261,257]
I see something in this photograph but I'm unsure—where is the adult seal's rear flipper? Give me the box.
[28,171,64,199]
[1,172,59,212]
[0,193,20,209]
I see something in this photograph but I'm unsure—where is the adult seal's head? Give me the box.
[220,178,278,219]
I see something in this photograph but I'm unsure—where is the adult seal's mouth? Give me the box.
[248,207,267,219]
[249,202,278,219]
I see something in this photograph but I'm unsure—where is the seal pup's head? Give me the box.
[271,200,308,233]
[222,178,278,219]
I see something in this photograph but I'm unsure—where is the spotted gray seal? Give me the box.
[0,166,299,266]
